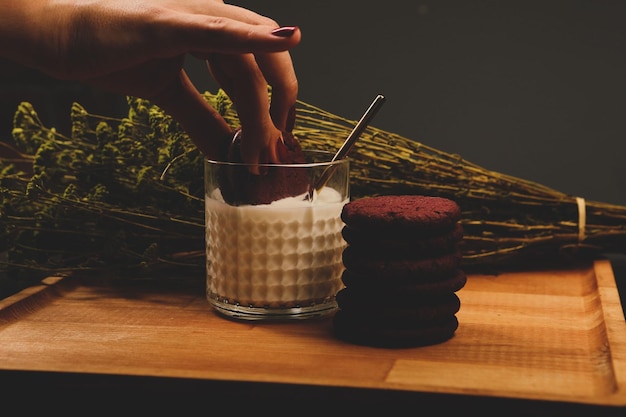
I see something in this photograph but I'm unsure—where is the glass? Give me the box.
[204,150,349,321]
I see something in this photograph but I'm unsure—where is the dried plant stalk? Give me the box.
[1,89,625,290]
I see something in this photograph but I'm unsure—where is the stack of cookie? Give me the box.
[333,195,465,348]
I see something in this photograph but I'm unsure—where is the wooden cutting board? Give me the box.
[1,259,625,407]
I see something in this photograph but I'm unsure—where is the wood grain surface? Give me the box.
[1,259,624,407]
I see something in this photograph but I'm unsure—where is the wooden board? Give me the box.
[1,259,625,407]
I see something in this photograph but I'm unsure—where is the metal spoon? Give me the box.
[309,94,386,198]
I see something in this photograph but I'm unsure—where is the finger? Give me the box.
[205,53,235,99]
[206,53,280,170]
[150,68,234,160]
[158,11,301,57]
[254,51,298,132]
[208,5,300,131]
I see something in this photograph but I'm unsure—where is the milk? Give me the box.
[205,187,347,319]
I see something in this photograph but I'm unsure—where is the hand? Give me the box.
[0,0,301,162]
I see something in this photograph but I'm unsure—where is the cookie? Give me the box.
[219,130,309,205]
[334,194,464,348]
[342,223,463,257]
[341,268,467,294]
[333,310,459,348]
[341,195,461,235]
[342,246,462,279]
[335,289,461,321]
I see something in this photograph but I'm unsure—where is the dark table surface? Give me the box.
[2,369,625,416]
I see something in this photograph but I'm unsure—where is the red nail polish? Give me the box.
[271,26,298,38]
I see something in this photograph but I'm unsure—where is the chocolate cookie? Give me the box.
[335,289,461,321]
[219,130,309,205]
[341,195,461,235]
[342,246,462,279]
[341,268,467,294]
[333,310,459,348]
[342,223,463,257]
[333,194,465,348]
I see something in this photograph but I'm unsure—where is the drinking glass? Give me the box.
[204,150,349,320]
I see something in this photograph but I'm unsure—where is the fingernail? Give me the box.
[285,105,296,132]
[271,26,298,38]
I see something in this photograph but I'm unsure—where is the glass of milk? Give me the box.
[204,150,349,321]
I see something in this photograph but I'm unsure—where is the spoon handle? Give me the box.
[331,94,386,162]
[312,94,386,194]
